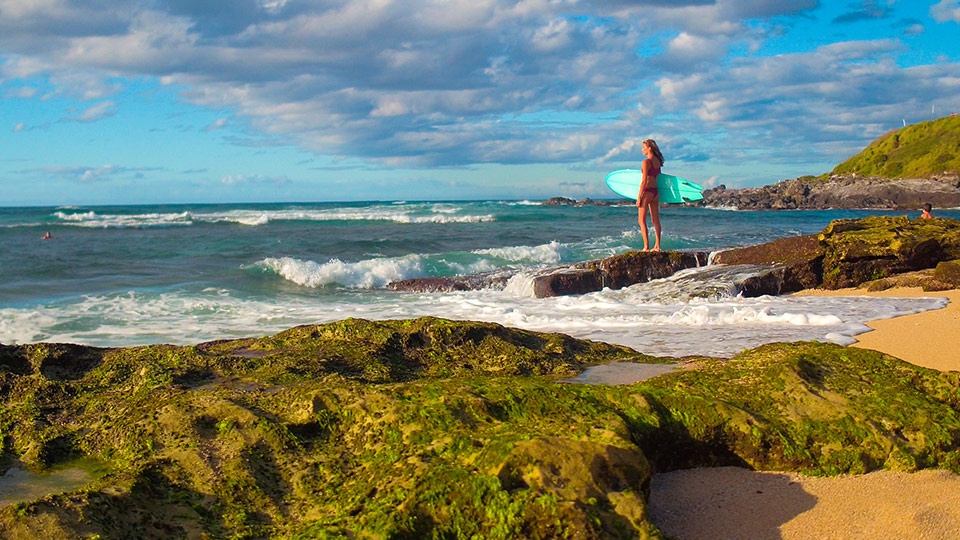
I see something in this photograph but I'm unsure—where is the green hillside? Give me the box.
[830,114,960,178]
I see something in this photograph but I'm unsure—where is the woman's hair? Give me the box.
[643,139,664,165]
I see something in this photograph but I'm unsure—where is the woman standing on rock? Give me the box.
[637,139,664,251]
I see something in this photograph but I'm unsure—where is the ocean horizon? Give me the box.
[3,201,958,358]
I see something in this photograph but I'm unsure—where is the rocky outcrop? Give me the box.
[543,197,631,206]
[391,217,960,298]
[388,270,515,293]
[711,216,960,293]
[818,215,960,289]
[530,251,710,297]
[2,320,960,538]
[711,234,824,293]
[701,175,960,210]
[389,251,711,297]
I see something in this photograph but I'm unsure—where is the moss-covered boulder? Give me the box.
[934,260,960,288]
[819,215,960,289]
[636,342,960,474]
[1,319,960,538]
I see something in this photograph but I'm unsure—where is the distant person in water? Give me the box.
[637,139,664,251]
[41,231,53,240]
[920,203,933,219]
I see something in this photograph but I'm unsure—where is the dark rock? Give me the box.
[934,260,960,288]
[593,251,710,291]
[700,176,960,210]
[735,266,791,297]
[529,251,709,298]
[711,235,824,293]
[391,251,710,298]
[543,197,578,206]
[542,197,632,207]
[388,271,514,293]
[531,267,604,298]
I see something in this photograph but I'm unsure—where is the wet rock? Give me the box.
[388,270,514,293]
[390,251,710,297]
[528,251,710,297]
[711,235,824,293]
[530,267,604,297]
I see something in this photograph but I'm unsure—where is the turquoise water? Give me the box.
[2,202,956,357]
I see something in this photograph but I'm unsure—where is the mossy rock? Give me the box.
[818,215,960,289]
[2,320,960,538]
[637,342,960,475]
[934,260,960,288]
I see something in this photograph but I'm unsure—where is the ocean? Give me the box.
[2,201,957,359]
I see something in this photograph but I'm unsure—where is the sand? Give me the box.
[648,287,960,540]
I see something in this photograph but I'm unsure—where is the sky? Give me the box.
[1,0,959,206]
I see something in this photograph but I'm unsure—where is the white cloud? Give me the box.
[220,174,289,185]
[931,0,960,23]
[204,117,228,132]
[79,164,115,182]
[1,0,958,180]
[67,101,116,122]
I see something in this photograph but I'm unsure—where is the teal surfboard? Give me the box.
[604,169,704,204]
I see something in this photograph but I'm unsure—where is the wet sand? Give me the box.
[649,287,960,539]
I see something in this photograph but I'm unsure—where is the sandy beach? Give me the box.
[649,287,960,540]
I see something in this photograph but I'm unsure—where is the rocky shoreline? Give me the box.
[700,175,960,210]
[3,215,960,538]
[390,215,960,297]
[547,175,960,210]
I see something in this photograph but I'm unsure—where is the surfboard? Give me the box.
[604,169,704,204]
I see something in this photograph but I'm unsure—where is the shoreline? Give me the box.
[793,286,960,372]
[649,286,960,539]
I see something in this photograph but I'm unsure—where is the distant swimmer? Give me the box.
[41,231,53,240]
[920,203,933,219]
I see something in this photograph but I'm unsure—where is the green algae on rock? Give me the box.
[633,342,960,475]
[819,215,960,289]
[1,318,960,538]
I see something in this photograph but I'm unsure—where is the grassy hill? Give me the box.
[830,114,960,178]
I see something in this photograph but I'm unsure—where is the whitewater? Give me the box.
[2,201,956,358]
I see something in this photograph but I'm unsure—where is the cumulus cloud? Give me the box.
[931,0,960,23]
[1,0,958,178]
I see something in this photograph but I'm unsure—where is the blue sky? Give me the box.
[2,0,959,206]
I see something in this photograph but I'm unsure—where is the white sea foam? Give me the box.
[0,284,946,359]
[48,205,495,228]
[52,211,193,228]
[473,241,564,264]
[198,206,494,225]
[256,254,426,289]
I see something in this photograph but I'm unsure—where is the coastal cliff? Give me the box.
[701,115,960,210]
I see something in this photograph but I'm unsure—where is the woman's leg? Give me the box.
[638,197,650,251]
[650,199,661,251]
